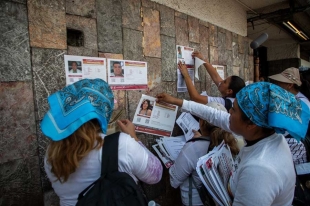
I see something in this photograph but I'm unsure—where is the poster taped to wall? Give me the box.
[132,94,178,137]
[212,65,225,80]
[64,55,107,85]
[176,45,195,92]
[108,59,148,90]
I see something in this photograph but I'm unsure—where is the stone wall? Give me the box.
[0,0,253,205]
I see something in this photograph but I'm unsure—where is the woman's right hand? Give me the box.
[192,51,205,61]
[117,119,139,141]
[156,93,175,104]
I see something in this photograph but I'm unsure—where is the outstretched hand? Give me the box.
[178,61,190,78]
[156,93,183,107]
[117,119,139,141]
[192,51,205,61]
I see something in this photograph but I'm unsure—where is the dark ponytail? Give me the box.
[229,76,246,98]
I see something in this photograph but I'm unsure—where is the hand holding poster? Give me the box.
[132,94,178,137]
[176,45,195,92]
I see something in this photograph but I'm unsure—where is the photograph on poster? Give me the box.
[68,61,82,73]
[64,55,107,85]
[110,60,124,77]
[133,94,178,137]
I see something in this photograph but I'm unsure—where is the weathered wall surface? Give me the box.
[0,0,253,205]
[150,0,247,36]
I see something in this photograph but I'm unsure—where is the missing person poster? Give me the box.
[176,45,195,92]
[107,59,148,90]
[64,55,107,85]
[132,94,178,137]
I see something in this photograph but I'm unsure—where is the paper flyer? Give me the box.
[176,45,195,92]
[132,94,178,137]
[176,112,200,141]
[107,59,148,90]
[212,65,225,80]
[194,57,206,80]
[64,55,107,85]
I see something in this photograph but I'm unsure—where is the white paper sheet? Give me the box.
[176,45,195,92]
[194,57,206,80]
[64,55,107,85]
[107,59,148,90]
[132,94,178,137]
[162,135,186,160]
[176,112,200,141]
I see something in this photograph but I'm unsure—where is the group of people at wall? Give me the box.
[41,50,310,206]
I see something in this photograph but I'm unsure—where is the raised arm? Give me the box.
[192,51,223,86]
[178,61,208,104]
[156,93,231,132]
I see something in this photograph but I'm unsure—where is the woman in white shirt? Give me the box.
[169,102,239,206]
[157,82,310,206]
[178,51,245,109]
[41,79,163,206]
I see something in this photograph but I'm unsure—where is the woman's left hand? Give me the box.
[117,119,139,141]
[178,61,190,78]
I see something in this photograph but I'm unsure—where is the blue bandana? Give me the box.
[40,79,114,141]
[236,82,310,141]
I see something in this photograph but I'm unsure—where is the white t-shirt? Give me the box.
[44,132,163,206]
[229,133,295,206]
[169,139,210,206]
[181,100,295,205]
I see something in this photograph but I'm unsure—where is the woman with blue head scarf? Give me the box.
[156,82,310,206]
[41,79,163,206]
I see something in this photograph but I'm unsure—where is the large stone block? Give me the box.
[218,32,226,65]
[175,11,187,19]
[0,156,43,205]
[122,0,143,31]
[44,190,60,206]
[199,25,209,61]
[145,57,161,90]
[0,1,31,82]
[209,24,218,47]
[199,19,209,27]
[0,82,37,163]
[27,0,66,49]
[66,0,96,18]
[66,14,98,55]
[238,35,245,54]
[189,42,200,51]
[188,16,199,43]
[98,52,124,59]
[67,46,98,57]
[232,42,240,66]
[97,0,122,53]
[123,28,144,61]
[159,5,175,37]
[31,48,66,120]
[175,17,188,46]
[142,0,159,9]
[209,46,218,65]
[226,30,232,50]
[143,7,161,58]
[161,35,176,81]
[36,121,52,192]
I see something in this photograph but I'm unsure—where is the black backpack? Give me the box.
[76,132,148,206]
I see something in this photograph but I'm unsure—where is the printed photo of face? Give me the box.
[113,62,123,77]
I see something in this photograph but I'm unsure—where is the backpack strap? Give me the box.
[222,97,232,112]
[101,132,121,176]
[186,136,211,143]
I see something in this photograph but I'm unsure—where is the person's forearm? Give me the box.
[183,75,201,102]
[203,61,223,85]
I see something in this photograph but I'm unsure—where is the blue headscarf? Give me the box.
[40,79,114,141]
[236,82,310,141]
